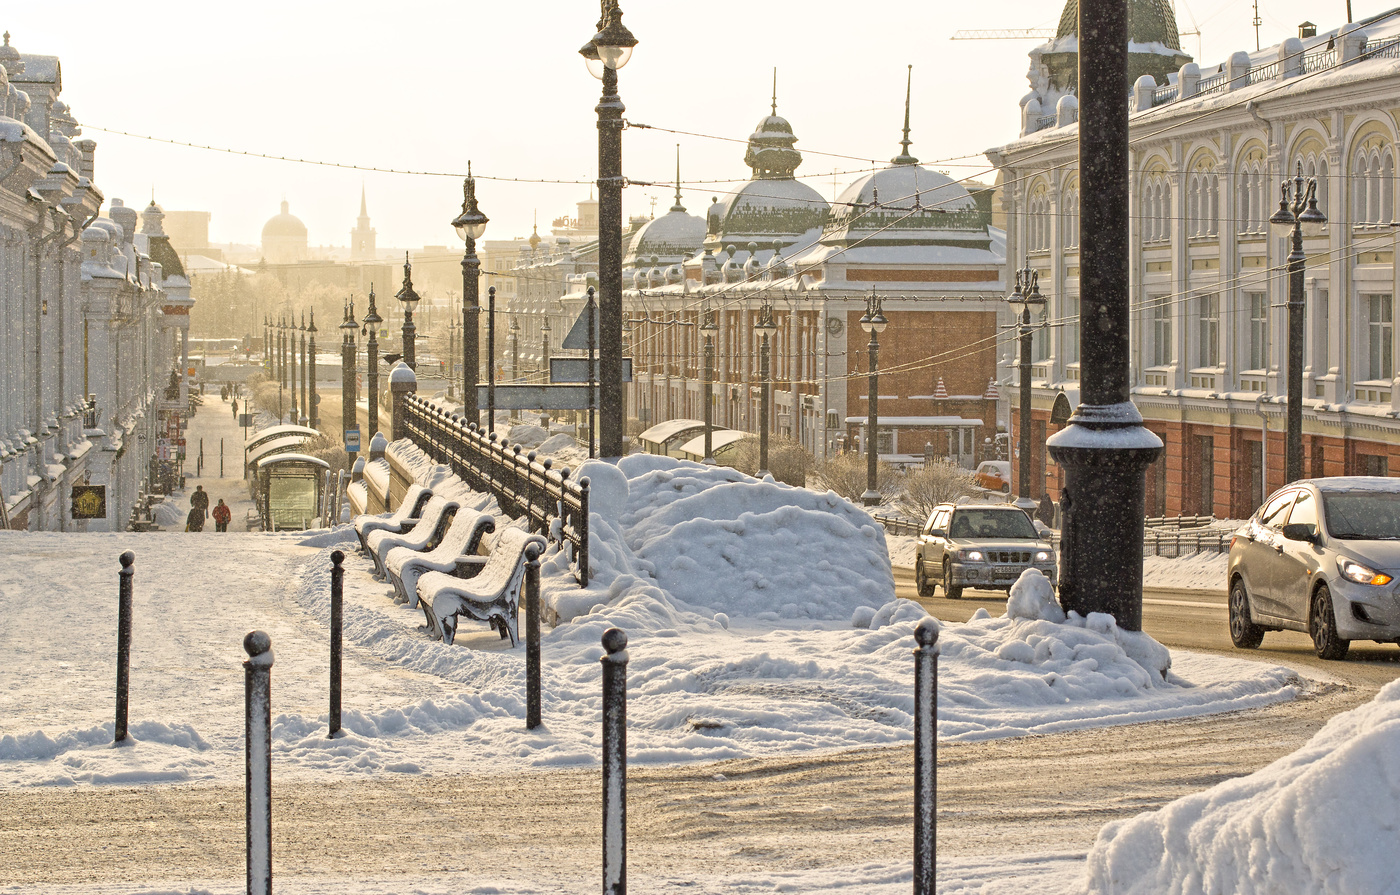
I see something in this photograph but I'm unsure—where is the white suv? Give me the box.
[915,503,1057,599]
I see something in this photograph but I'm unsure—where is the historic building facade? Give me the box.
[1,34,185,529]
[991,6,1400,518]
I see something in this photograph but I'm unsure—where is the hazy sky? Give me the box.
[9,0,1381,251]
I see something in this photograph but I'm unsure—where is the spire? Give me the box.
[359,183,368,218]
[670,144,685,213]
[892,65,919,166]
[529,210,541,250]
[771,67,778,116]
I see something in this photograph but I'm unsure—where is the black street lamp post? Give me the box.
[1269,161,1327,484]
[452,163,489,423]
[701,299,717,464]
[1044,0,1164,630]
[341,299,358,463]
[581,1,638,458]
[859,289,887,506]
[307,310,319,430]
[541,318,552,385]
[363,287,383,437]
[299,312,309,427]
[277,317,285,421]
[755,298,778,477]
[1008,268,1046,507]
[396,252,420,371]
[289,316,299,425]
[509,316,521,382]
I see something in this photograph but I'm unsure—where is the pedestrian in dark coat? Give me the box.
[185,506,204,532]
[1036,492,1056,529]
[190,485,210,523]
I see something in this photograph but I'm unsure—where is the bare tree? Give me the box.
[811,452,902,506]
[899,460,977,521]
[728,434,814,486]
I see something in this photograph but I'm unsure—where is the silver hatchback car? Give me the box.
[1228,476,1400,660]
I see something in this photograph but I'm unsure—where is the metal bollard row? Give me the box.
[913,617,940,895]
[115,551,135,744]
[243,630,274,895]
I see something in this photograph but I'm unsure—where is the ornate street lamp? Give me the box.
[581,0,638,457]
[362,286,383,437]
[701,298,718,465]
[395,252,420,371]
[858,289,887,506]
[509,316,521,382]
[755,298,778,477]
[452,162,489,423]
[299,312,309,427]
[341,298,359,463]
[277,316,285,421]
[307,309,319,430]
[1007,267,1046,507]
[1270,161,1327,484]
[541,318,552,386]
[487,285,498,433]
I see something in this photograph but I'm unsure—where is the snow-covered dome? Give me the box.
[832,164,976,218]
[262,201,308,241]
[822,163,988,249]
[261,200,309,264]
[708,179,829,246]
[623,206,706,268]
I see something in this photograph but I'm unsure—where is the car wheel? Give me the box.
[1228,579,1265,649]
[916,559,935,597]
[1310,584,1350,661]
[943,560,963,600]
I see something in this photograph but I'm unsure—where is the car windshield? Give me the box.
[1321,490,1400,539]
[948,509,1038,539]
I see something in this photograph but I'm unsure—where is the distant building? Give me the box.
[261,200,309,264]
[162,209,216,260]
[350,186,377,262]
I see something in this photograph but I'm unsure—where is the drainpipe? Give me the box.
[1256,393,1270,507]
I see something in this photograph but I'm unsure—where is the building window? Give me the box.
[1063,294,1080,365]
[1367,293,1393,382]
[1315,287,1329,378]
[1197,293,1219,367]
[1150,297,1172,366]
[1248,292,1269,371]
[1360,454,1389,476]
[1196,435,1215,517]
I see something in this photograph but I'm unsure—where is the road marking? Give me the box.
[1144,598,1226,610]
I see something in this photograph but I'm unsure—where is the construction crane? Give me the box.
[950,29,1054,40]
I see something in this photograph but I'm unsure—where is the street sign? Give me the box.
[238,413,254,427]
[345,427,361,452]
[560,305,599,350]
[478,385,596,411]
[71,485,107,519]
[550,357,632,383]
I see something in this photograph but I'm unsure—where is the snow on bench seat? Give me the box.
[352,483,431,556]
[384,506,496,607]
[417,527,547,647]
[366,496,459,581]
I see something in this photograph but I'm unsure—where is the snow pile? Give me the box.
[1085,678,1400,894]
[1006,569,1065,622]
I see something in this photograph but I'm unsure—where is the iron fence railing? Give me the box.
[873,513,923,537]
[400,395,590,586]
[875,511,1234,558]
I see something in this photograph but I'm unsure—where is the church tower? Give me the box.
[351,185,377,262]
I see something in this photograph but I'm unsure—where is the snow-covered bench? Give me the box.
[366,496,459,581]
[416,527,547,647]
[384,506,497,606]
[353,483,432,556]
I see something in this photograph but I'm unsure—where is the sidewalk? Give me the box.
[163,393,261,532]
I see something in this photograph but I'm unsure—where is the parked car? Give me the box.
[973,460,1012,493]
[915,502,1057,599]
[1227,476,1400,660]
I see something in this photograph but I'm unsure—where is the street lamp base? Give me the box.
[861,489,881,507]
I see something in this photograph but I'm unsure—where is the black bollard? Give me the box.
[525,543,543,730]
[601,627,629,895]
[329,550,344,738]
[115,551,135,743]
[913,617,940,895]
[244,630,274,895]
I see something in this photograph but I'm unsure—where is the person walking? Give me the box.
[232,397,239,420]
[190,485,210,528]
[212,499,232,532]
[185,505,204,532]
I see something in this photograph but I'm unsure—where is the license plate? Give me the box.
[993,565,1020,576]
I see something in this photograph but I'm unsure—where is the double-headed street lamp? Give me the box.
[299,312,309,427]
[363,286,383,437]
[858,289,887,507]
[701,298,717,465]
[307,309,319,430]
[396,252,421,371]
[1269,161,1327,484]
[580,0,638,458]
[341,298,359,463]
[1007,267,1046,507]
[756,298,778,478]
[452,163,489,422]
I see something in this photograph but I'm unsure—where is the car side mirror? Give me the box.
[928,528,946,538]
[1281,523,1316,543]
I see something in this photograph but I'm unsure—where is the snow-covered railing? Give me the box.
[1194,72,1228,95]
[1048,526,1231,557]
[1246,61,1280,85]
[873,513,923,537]
[399,395,590,586]
[1151,83,1179,104]
[1301,47,1336,72]
[1365,35,1400,60]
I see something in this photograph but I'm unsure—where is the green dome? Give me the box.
[1056,0,1184,50]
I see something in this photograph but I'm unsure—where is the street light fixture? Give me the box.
[1269,161,1327,484]
[581,0,638,458]
[701,298,717,465]
[299,312,309,427]
[452,162,489,423]
[341,297,359,463]
[307,309,319,430]
[487,285,498,434]
[396,252,420,371]
[362,286,383,437]
[755,297,778,478]
[509,316,521,382]
[858,289,888,506]
[1007,266,1046,507]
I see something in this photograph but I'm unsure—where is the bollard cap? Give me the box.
[243,630,274,667]
[601,627,628,655]
[331,549,345,565]
[119,550,135,569]
[914,616,940,648]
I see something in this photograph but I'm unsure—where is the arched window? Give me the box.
[1355,152,1371,224]
[1382,151,1394,224]
[1238,172,1252,234]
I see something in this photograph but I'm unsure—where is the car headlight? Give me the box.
[1337,556,1394,586]
[958,549,985,563]
[1034,550,1053,563]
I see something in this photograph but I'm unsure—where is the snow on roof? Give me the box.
[676,428,750,458]
[637,418,706,445]
[245,424,319,448]
[256,451,329,469]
